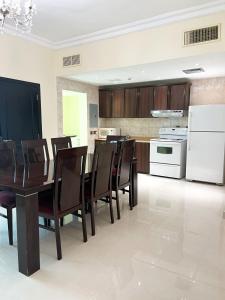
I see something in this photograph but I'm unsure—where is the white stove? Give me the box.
[150,128,188,179]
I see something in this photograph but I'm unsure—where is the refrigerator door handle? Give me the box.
[188,139,191,151]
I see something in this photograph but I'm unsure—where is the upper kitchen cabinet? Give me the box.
[112,88,125,118]
[138,87,154,118]
[170,84,190,110]
[153,85,169,110]
[99,90,112,118]
[124,88,138,118]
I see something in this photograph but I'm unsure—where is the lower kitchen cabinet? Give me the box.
[135,142,150,174]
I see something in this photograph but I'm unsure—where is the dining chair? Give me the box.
[0,140,16,245]
[112,140,135,219]
[21,138,50,171]
[85,143,116,236]
[106,135,127,143]
[51,136,73,160]
[38,146,88,260]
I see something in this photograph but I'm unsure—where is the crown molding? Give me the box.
[4,25,54,49]
[3,0,225,50]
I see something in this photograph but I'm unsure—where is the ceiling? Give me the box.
[69,53,225,86]
[32,0,219,43]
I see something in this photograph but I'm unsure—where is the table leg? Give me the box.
[16,193,40,276]
[132,160,138,207]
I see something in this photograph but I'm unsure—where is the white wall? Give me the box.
[0,34,57,145]
[55,11,225,77]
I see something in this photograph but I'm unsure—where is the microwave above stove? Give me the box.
[98,128,121,139]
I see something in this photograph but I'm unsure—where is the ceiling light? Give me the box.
[0,0,36,33]
[183,68,205,74]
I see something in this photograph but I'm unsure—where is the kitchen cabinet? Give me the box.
[170,84,190,110]
[153,85,169,110]
[138,87,154,118]
[135,142,150,174]
[124,88,138,118]
[112,88,124,118]
[99,90,112,118]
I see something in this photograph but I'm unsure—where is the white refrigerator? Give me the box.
[186,105,225,185]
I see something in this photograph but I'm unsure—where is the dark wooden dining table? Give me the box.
[0,155,138,276]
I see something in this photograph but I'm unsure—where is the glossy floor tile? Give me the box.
[1,175,225,299]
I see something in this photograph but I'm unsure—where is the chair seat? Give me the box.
[0,191,16,209]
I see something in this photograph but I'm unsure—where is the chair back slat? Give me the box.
[91,143,115,199]
[51,137,72,159]
[0,141,16,183]
[118,140,135,186]
[21,139,50,179]
[54,146,87,213]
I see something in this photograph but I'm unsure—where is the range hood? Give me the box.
[151,110,184,118]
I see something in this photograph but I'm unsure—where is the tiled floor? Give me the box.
[1,175,225,300]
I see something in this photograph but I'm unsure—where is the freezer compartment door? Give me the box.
[188,105,225,132]
[186,132,225,184]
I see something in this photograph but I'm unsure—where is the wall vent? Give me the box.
[184,25,220,46]
[63,54,81,67]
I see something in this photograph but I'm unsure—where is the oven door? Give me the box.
[150,141,181,165]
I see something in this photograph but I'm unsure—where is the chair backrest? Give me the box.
[54,146,87,213]
[106,135,127,143]
[117,140,135,186]
[91,143,116,199]
[0,140,16,183]
[51,137,72,159]
[21,139,50,179]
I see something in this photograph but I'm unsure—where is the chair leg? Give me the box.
[81,205,87,243]
[7,208,13,246]
[54,218,62,260]
[90,201,95,236]
[129,184,133,210]
[60,218,64,227]
[108,195,114,224]
[115,189,121,220]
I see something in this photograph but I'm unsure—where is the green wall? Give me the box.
[62,91,87,146]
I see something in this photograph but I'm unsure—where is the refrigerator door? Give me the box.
[186,132,225,184]
[189,105,225,132]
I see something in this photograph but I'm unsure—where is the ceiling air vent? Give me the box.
[63,54,81,67]
[184,25,220,46]
[183,68,205,74]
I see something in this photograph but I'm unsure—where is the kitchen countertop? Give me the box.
[96,136,157,143]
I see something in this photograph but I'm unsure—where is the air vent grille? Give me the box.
[184,25,220,46]
[63,54,81,67]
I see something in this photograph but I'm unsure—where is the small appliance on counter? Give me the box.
[186,105,225,185]
[98,128,121,139]
[150,127,188,179]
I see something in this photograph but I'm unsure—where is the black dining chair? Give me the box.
[84,143,116,236]
[38,146,88,260]
[21,139,50,178]
[0,140,16,245]
[51,137,73,160]
[112,140,135,219]
[106,135,127,143]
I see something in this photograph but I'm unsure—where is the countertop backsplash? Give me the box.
[99,117,188,137]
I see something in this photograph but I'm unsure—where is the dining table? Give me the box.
[0,155,138,276]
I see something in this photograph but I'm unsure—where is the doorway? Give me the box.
[62,90,88,147]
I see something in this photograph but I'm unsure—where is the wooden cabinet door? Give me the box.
[99,90,112,118]
[170,84,190,110]
[124,88,138,118]
[135,142,150,174]
[112,88,125,118]
[138,87,154,117]
[153,86,169,110]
